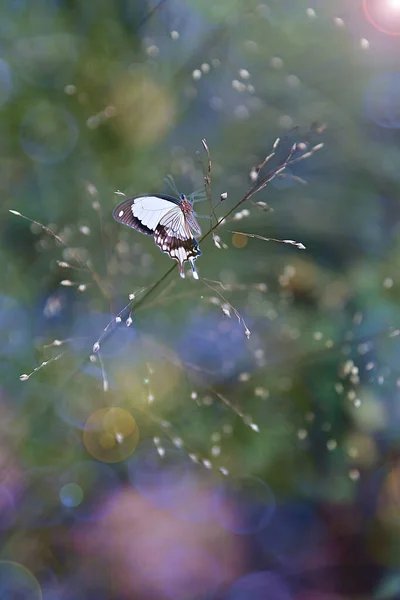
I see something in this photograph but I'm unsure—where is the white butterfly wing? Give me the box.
[133,196,178,231]
[159,206,190,240]
[113,194,201,278]
[113,195,179,235]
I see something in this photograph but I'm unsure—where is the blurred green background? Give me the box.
[2,0,400,598]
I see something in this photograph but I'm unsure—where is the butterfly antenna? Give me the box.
[189,188,208,204]
[163,174,181,198]
[191,187,206,196]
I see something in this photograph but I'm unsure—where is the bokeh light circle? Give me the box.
[0,561,42,600]
[363,0,400,35]
[59,482,84,508]
[111,72,175,146]
[0,59,12,108]
[59,461,119,521]
[56,384,107,430]
[20,103,78,163]
[364,73,400,128]
[214,475,275,534]
[83,407,139,463]
[225,571,291,600]
[260,502,326,566]
[177,313,249,382]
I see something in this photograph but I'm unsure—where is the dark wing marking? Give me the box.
[113,197,153,235]
[153,208,201,277]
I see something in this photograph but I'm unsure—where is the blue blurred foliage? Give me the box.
[259,502,327,567]
[225,571,292,600]
[364,73,400,129]
[214,475,275,534]
[176,310,251,383]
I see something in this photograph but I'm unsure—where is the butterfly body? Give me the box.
[113,193,202,279]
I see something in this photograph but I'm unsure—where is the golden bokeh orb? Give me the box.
[83,407,139,463]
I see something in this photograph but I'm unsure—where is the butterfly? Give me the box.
[113,178,205,279]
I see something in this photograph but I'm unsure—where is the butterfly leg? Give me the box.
[190,195,208,204]
[193,212,212,220]
[189,258,199,280]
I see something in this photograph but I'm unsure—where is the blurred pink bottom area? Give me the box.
[73,487,246,599]
[71,485,351,600]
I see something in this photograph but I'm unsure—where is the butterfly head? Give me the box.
[180,195,194,214]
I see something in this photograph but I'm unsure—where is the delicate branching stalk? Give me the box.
[9,210,113,302]
[19,352,66,381]
[16,135,322,386]
[132,138,323,315]
[86,181,112,303]
[97,350,109,392]
[43,337,84,349]
[92,288,146,354]
[212,233,228,250]
[135,402,230,475]
[209,387,259,432]
[277,173,308,185]
[57,261,88,271]
[201,278,251,339]
[250,137,280,182]
[201,277,232,291]
[200,138,218,229]
[141,339,260,451]
[228,230,306,250]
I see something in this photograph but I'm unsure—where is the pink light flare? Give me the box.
[363,0,400,35]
